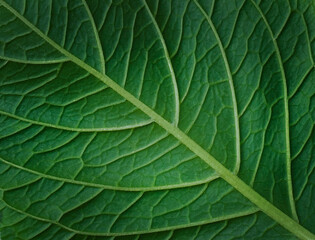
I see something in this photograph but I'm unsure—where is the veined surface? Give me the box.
[0,0,314,239]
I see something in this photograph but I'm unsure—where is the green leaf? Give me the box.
[0,0,314,239]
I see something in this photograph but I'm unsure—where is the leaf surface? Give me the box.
[0,0,314,239]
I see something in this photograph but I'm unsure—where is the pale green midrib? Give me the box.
[1,200,258,237]
[193,0,241,174]
[82,0,105,74]
[0,110,153,132]
[249,0,299,222]
[0,156,219,192]
[1,2,314,239]
[142,0,180,126]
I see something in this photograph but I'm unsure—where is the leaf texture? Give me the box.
[0,0,314,239]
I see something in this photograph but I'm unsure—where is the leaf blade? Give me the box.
[0,0,314,239]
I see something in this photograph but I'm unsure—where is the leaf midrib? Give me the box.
[0,1,314,239]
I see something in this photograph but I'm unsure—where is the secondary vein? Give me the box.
[142,0,180,126]
[193,0,241,175]
[250,0,299,222]
[1,199,259,237]
[0,110,153,132]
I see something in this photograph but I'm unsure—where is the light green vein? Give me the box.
[299,10,314,66]
[250,0,299,222]
[0,55,68,64]
[0,177,41,191]
[1,1,314,239]
[193,0,240,174]
[0,156,218,192]
[82,0,105,74]
[1,199,258,237]
[289,66,314,99]
[142,0,180,126]
[292,125,314,161]
[0,110,153,132]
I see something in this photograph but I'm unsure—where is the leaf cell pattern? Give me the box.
[0,0,314,239]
